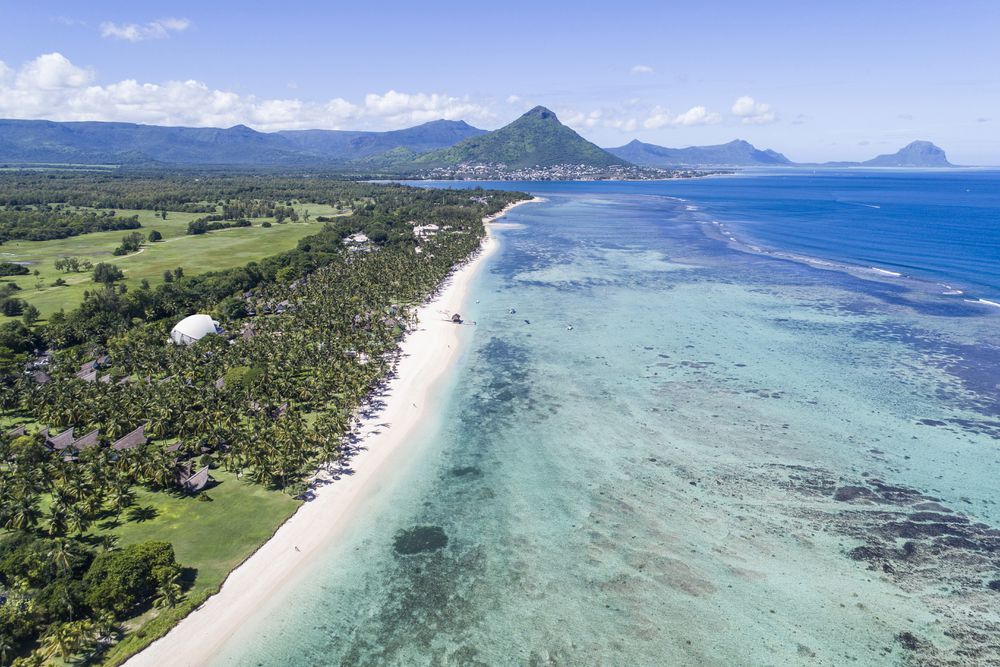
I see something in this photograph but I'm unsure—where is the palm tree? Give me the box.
[66,507,91,536]
[10,651,45,667]
[47,538,76,575]
[5,492,40,531]
[93,611,122,645]
[154,572,184,609]
[0,634,15,667]
[40,622,80,661]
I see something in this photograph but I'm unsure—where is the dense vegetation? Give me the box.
[0,172,369,211]
[0,171,525,664]
[0,208,140,243]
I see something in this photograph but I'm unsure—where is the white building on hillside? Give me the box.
[170,314,220,345]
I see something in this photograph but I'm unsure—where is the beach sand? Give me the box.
[124,197,539,667]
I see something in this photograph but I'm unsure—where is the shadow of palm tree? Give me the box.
[179,566,198,592]
[127,505,158,522]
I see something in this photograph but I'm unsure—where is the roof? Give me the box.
[75,368,97,383]
[72,429,99,451]
[170,314,220,345]
[180,465,211,492]
[112,424,147,451]
[46,427,75,450]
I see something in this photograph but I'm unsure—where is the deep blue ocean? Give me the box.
[436,169,1000,304]
[214,171,1000,666]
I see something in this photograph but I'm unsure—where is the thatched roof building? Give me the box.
[75,368,98,383]
[46,427,75,451]
[177,464,212,493]
[112,424,148,451]
[71,429,99,451]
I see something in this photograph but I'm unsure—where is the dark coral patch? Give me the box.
[393,525,449,555]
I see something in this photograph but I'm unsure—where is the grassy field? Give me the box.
[1,204,343,320]
[91,470,302,665]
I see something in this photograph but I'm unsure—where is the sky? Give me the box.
[1,0,998,164]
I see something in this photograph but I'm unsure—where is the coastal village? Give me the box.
[422,161,715,181]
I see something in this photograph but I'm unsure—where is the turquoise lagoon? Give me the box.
[218,174,1000,666]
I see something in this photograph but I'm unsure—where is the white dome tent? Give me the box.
[170,314,220,345]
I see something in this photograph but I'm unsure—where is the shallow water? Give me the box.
[216,177,1000,666]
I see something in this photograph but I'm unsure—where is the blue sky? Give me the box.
[1,0,998,163]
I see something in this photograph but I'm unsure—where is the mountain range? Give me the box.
[607,138,954,168]
[607,139,793,168]
[0,118,485,166]
[0,110,955,170]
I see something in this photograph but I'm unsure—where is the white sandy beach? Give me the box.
[124,197,540,667]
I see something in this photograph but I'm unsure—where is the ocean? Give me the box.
[215,171,1000,665]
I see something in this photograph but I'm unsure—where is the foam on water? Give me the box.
[214,180,1000,666]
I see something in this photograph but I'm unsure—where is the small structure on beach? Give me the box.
[451,313,463,324]
[169,314,220,345]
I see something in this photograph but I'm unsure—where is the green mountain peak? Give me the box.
[406,105,627,169]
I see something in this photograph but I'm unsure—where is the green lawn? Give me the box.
[1,204,344,320]
[94,470,301,665]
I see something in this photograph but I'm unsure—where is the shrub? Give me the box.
[83,541,180,617]
[1,298,25,316]
[148,230,163,242]
[0,262,29,276]
[92,263,124,285]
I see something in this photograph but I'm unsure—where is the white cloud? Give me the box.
[560,107,639,134]
[52,16,87,27]
[630,64,655,75]
[100,18,191,42]
[362,90,491,125]
[0,52,496,131]
[643,105,721,129]
[16,52,93,89]
[506,94,521,104]
[731,96,777,124]
[564,109,603,129]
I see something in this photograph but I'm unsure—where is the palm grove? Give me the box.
[0,172,525,664]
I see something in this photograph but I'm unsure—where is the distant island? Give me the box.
[0,110,956,177]
[608,138,954,169]
[607,139,793,168]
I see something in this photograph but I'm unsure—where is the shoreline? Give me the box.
[123,196,540,667]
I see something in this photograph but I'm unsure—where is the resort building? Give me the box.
[170,314,221,345]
